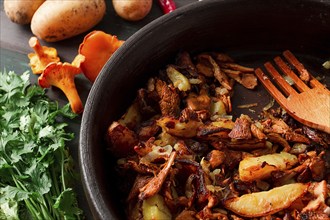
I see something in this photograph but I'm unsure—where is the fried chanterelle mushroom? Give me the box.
[106,51,330,220]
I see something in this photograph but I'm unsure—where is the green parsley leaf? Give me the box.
[0,70,83,220]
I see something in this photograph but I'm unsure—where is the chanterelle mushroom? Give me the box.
[28,37,60,74]
[78,30,124,82]
[38,62,83,114]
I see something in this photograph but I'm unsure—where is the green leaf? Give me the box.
[38,125,54,139]
[0,186,30,204]
[10,141,34,164]
[53,188,82,218]
[0,200,19,220]
[24,163,51,195]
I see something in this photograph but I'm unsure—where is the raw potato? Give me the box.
[239,151,298,182]
[4,0,45,24]
[31,0,106,42]
[224,183,308,217]
[112,0,152,21]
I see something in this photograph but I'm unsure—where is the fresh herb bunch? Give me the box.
[0,70,83,220]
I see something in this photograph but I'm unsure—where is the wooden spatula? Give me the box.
[254,50,330,134]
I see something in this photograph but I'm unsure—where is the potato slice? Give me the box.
[167,65,191,92]
[224,183,307,217]
[118,101,141,129]
[142,194,172,220]
[210,100,227,116]
[239,152,298,182]
[157,117,203,138]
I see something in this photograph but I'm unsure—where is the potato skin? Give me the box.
[31,0,106,42]
[112,0,152,21]
[4,0,45,24]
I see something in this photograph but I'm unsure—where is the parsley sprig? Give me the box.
[0,70,83,220]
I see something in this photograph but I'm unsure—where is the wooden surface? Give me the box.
[0,0,196,219]
[1,0,196,60]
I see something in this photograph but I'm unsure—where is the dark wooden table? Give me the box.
[0,0,196,219]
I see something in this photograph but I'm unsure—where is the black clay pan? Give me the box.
[79,0,330,219]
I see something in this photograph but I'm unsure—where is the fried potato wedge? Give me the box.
[142,194,172,220]
[118,101,141,130]
[167,65,191,92]
[157,117,203,138]
[224,183,308,217]
[239,152,298,182]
